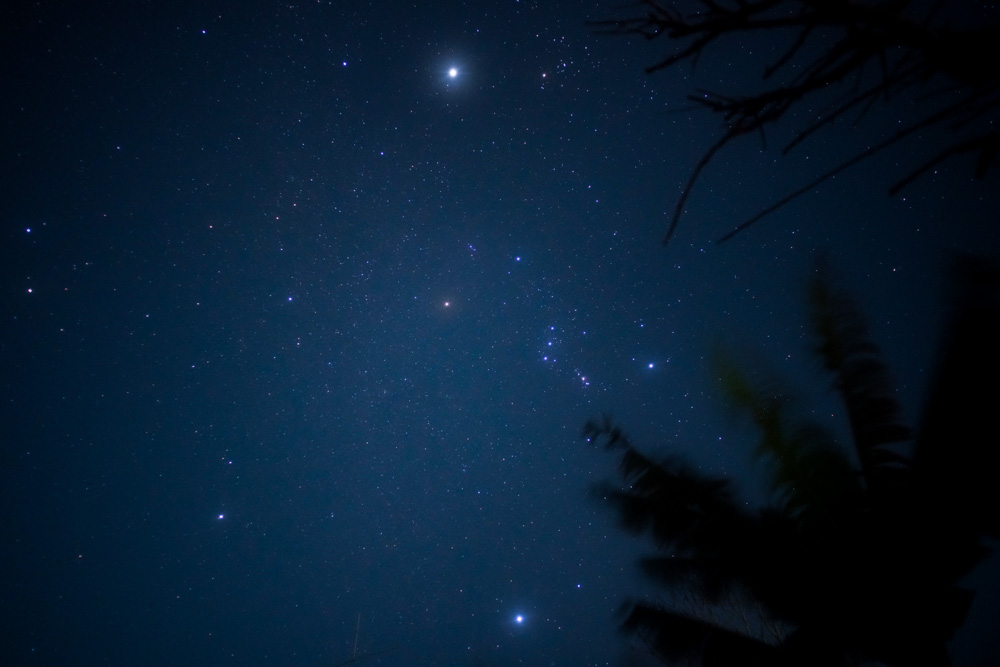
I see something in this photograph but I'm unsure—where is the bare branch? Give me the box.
[594,0,1000,243]
[664,128,740,245]
[715,89,983,243]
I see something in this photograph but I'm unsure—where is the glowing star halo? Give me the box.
[448,67,458,78]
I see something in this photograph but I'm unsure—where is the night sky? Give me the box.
[3,1,999,665]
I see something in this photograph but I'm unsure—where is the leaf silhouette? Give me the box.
[585,259,999,665]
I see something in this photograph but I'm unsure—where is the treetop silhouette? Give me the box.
[584,257,1000,665]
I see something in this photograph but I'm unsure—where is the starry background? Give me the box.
[2,1,999,665]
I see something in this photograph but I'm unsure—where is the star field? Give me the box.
[3,1,999,666]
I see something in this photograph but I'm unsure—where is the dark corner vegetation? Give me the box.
[585,257,1000,665]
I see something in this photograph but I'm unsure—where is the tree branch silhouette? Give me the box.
[592,0,1000,244]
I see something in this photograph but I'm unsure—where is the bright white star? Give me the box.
[448,67,458,78]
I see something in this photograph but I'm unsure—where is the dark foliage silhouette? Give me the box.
[592,0,1000,244]
[584,258,1000,665]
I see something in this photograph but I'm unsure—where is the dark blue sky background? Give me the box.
[3,1,998,665]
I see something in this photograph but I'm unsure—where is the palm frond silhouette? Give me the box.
[585,258,999,665]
